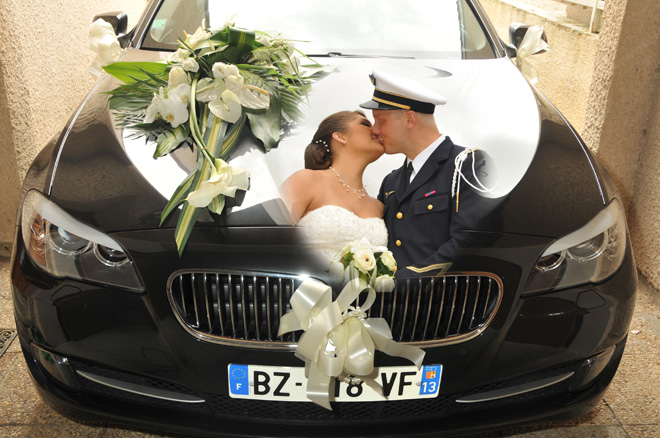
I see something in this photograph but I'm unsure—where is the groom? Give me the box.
[360,70,489,278]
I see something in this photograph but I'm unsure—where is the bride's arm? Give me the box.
[279,170,316,223]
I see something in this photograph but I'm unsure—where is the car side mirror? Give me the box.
[508,23,548,54]
[93,11,130,47]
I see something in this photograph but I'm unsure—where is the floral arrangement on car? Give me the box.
[329,238,397,291]
[278,238,426,410]
[89,19,326,255]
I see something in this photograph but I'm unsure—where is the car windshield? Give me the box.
[143,0,495,59]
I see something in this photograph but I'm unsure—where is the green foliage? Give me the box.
[104,23,328,255]
[103,62,168,84]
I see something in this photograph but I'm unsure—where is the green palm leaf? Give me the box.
[174,202,203,257]
[160,171,195,226]
[104,62,168,84]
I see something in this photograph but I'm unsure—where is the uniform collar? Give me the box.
[407,134,446,182]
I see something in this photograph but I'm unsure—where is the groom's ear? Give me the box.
[405,111,418,129]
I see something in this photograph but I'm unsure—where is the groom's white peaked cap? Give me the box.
[360,70,447,114]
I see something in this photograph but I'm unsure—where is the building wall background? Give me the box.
[480,0,599,134]
[582,0,660,289]
[0,0,147,254]
[483,0,660,290]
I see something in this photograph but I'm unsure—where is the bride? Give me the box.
[280,110,388,256]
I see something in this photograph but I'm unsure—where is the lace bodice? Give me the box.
[297,205,388,258]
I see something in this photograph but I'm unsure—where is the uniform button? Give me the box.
[427,204,433,211]
[395,240,402,247]
[396,212,403,219]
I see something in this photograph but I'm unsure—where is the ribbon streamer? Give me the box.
[514,25,549,85]
[278,278,425,410]
[451,148,497,212]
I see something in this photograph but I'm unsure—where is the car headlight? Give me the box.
[524,199,627,295]
[21,190,144,292]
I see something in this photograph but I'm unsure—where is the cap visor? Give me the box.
[359,100,402,111]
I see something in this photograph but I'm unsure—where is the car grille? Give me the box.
[167,270,502,348]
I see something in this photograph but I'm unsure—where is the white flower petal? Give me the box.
[186,159,250,208]
[182,57,199,73]
[158,94,188,128]
[208,89,242,124]
[168,66,190,88]
[329,260,346,283]
[212,62,240,79]
[169,83,191,106]
[168,48,190,63]
[353,248,376,274]
[185,26,212,49]
[195,78,223,102]
[374,275,395,293]
[235,86,270,110]
[143,94,161,123]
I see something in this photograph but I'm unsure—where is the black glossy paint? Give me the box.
[10,0,638,436]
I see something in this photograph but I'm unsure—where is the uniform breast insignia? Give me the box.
[407,262,452,276]
[385,191,395,199]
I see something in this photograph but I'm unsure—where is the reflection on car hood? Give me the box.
[123,57,539,219]
[51,52,574,234]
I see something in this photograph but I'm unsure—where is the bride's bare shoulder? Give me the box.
[287,168,317,181]
[281,169,328,223]
[282,169,326,189]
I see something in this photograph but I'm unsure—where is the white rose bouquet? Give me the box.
[330,238,397,292]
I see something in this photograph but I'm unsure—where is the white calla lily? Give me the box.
[208,89,242,124]
[186,159,250,208]
[195,77,225,102]
[236,86,270,110]
[224,75,270,110]
[184,26,213,50]
[211,64,270,111]
[212,62,240,79]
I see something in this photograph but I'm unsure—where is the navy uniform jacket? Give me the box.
[378,137,488,277]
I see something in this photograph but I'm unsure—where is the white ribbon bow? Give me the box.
[515,25,549,84]
[278,278,425,410]
[88,18,123,77]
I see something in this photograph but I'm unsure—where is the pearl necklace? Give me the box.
[330,166,367,200]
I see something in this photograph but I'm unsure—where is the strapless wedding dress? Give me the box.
[297,205,388,258]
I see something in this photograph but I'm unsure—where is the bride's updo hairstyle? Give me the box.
[304,110,366,170]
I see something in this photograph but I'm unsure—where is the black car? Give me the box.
[10,0,637,436]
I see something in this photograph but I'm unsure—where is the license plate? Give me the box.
[228,364,442,402]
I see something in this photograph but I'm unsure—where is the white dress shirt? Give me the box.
[407,134,446,183]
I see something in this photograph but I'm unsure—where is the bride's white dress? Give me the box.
[297,205,388,258]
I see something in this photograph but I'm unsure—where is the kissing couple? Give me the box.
[281,70,489,279]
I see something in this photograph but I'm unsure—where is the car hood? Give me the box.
[48,49,603,236]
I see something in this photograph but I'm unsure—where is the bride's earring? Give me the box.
[332,133,347,144]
